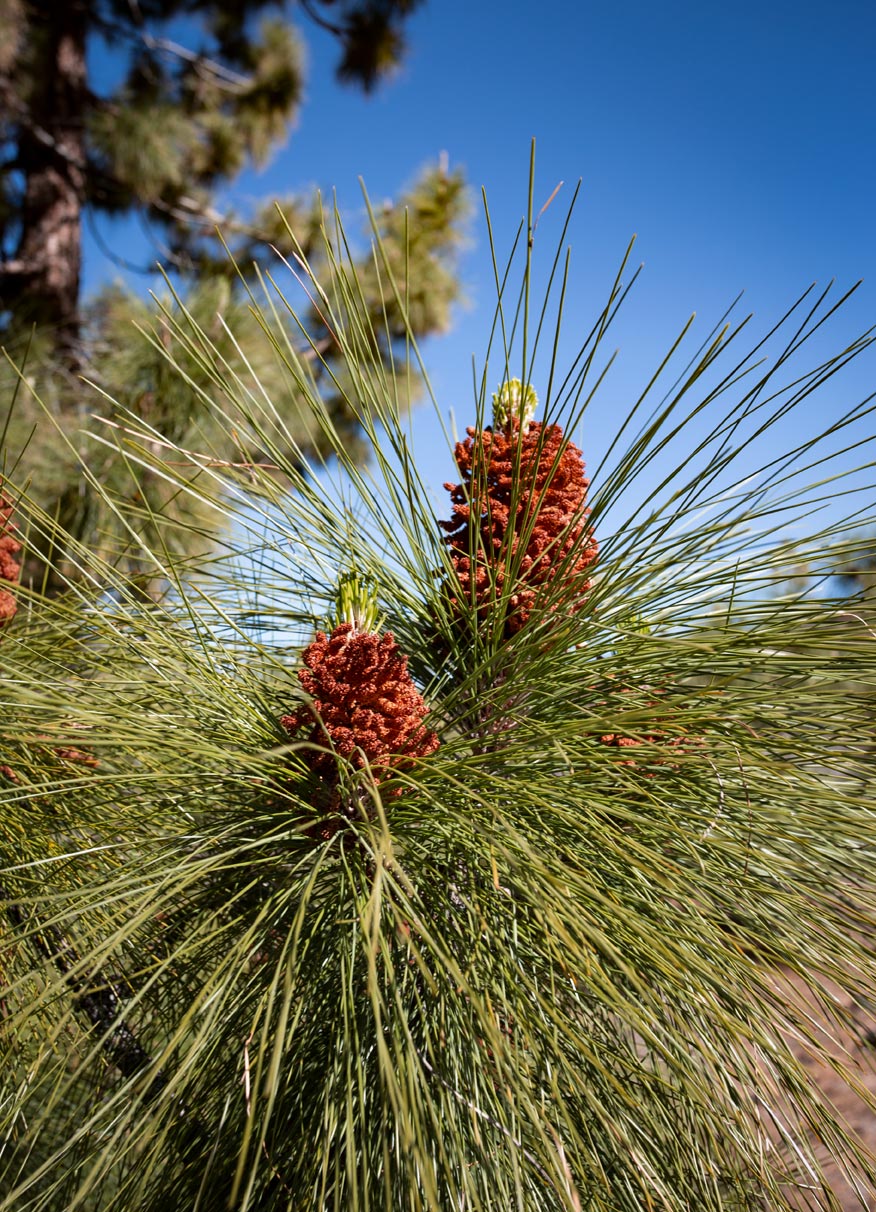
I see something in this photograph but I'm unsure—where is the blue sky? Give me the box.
[84,0,876,545]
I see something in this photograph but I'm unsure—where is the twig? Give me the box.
[701,757,725,839]
[141,33,251,89]
[299,0,345,37]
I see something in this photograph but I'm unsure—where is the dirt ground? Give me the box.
[765,967,876,1210]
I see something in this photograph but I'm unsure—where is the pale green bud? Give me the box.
[491,378,539,430]
[330,571,383,634]
[627,611,651,636]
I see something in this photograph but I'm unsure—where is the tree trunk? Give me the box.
[5,2,87,366]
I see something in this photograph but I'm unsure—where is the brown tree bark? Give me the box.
[2,1,87,366]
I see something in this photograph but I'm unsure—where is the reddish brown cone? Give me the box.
[0,481,21,626]
[598,684,698,774]
[441,420,597,634]
[281,623,439,810]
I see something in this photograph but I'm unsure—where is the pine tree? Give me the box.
[2,168,876,1211]
[0,0,428,354]
[0,0,465,585]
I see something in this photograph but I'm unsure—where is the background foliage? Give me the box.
[1,0,466,585]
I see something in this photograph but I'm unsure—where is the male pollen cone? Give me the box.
[599,683,698,773]
[280,623,439,797]
[441,420,597,633]
[0,481,21,625]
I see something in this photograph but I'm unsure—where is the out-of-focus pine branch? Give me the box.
[1,0,458,592]
[1,162,468,590]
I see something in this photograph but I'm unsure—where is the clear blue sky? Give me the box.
[84,0,876,543]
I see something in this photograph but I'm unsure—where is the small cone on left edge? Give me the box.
[0,479,20,625]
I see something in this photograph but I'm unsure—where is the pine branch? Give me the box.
[298,0,345,36]
[1,883,160,1086]
[86,209,157,274]
[140,33,252,90]
[5,166,875,1212]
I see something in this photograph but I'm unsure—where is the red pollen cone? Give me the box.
[441,420,597,634]
[281,622,439,806]
[0,481,21,626]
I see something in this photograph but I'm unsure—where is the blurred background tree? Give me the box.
[0,0,467,586]
[832,537,876,603]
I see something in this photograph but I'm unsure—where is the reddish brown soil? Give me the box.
[766,967,876,1210]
